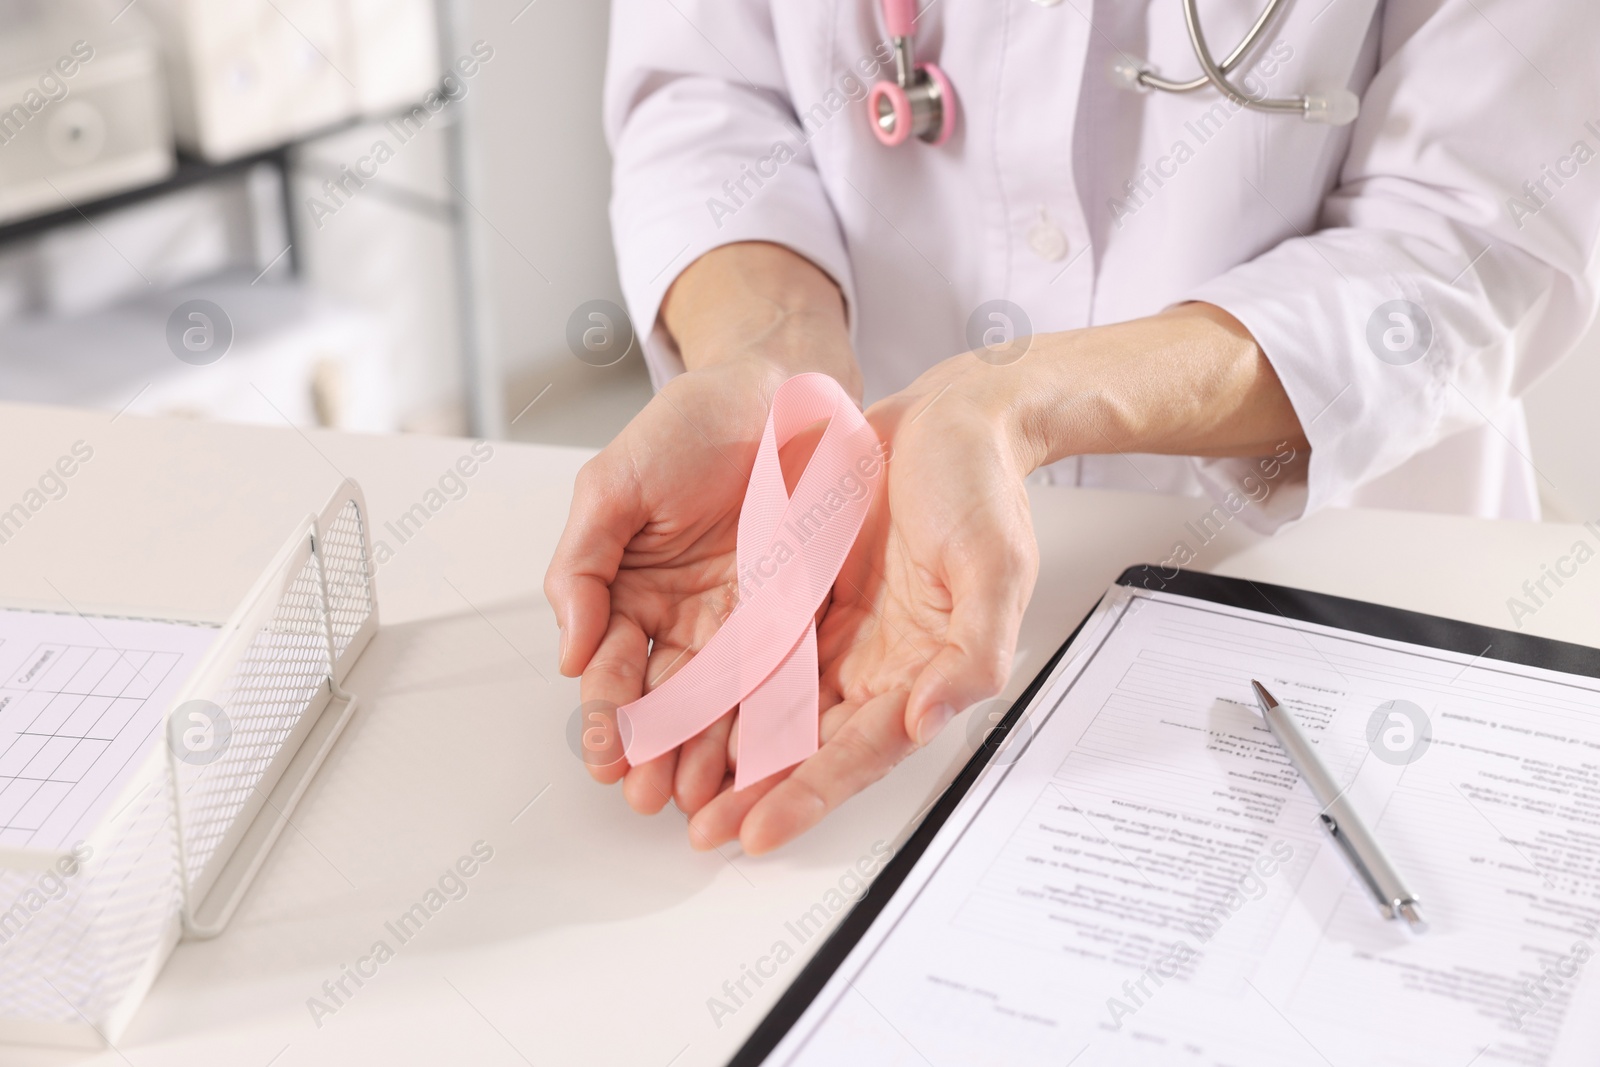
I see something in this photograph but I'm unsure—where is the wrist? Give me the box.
[662,242,863,402]
[702,310,862,399]
[954,358,1057,476]
[991,304,1279,469]
[998,330,1117,472]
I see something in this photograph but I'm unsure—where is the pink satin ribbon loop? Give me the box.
[618,373,883,789]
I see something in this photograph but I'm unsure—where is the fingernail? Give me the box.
[558,625,567,664]
[917,703,956,747]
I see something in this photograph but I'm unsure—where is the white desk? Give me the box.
[1,401,1595,1067]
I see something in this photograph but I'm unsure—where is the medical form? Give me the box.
[741,572,1600,1067]
[0,608,217,859]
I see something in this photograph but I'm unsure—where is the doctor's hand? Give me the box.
[546,358,778,816]
[689,303,1306,853]
[688,356,1041,854]
[545,241,862,824]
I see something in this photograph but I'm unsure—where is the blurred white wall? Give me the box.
[469,0,620,358]
[460,0,651,445]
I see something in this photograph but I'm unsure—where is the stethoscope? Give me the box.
[868,0,1360,147]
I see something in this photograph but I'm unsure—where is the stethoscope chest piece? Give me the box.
[869,0,957,146]
[869,63,956,146]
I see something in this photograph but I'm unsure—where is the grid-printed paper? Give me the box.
[0,610,217,853]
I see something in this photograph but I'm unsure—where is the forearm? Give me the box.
[661,242,863,401]
[997,303,1309,469]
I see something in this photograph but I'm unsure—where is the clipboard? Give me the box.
[729,565,1600,1066]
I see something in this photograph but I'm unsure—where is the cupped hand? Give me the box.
[544,357,788,819]
[689,355,1042,854]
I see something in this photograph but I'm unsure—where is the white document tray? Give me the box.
[0,479,378,1048]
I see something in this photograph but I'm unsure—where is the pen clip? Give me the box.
[1319,812,1395,919]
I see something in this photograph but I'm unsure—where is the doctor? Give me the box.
[546,0,1599,853]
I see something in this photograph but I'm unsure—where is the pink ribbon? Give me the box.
[619,373,884,789]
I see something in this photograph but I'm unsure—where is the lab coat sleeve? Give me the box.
[604,0,856,388]
[1184,1,1600,529]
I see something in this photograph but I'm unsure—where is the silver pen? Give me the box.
[1251,681,1427,932]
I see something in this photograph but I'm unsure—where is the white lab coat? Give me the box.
[603,0,1600,529]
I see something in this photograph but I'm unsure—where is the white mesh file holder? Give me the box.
[0,480,378,1048]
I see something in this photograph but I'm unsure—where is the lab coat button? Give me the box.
[1028,220,1069,261]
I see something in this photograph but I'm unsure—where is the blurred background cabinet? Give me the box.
[0,0,645,443]
[0,3,172,224]
[143,0,440,163]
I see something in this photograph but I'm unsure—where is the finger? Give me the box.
[675,710,734,815]
[622,636,683,814]
[817,694,854,742]
[906,541,1035,747]
[578,615,649,786]
[643,636,697,692]
[688,768,788,850]
[623,748,680,815]
[693,688,848,848]
[819,679,843,717]
[741,690,912,855]
[696,672,851,847]
[544,452,644,676]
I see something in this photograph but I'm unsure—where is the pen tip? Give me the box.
[1250,680,1276,709]
[1399,901,1428,933]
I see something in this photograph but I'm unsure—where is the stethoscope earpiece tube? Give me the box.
[1106,0,1360,126]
